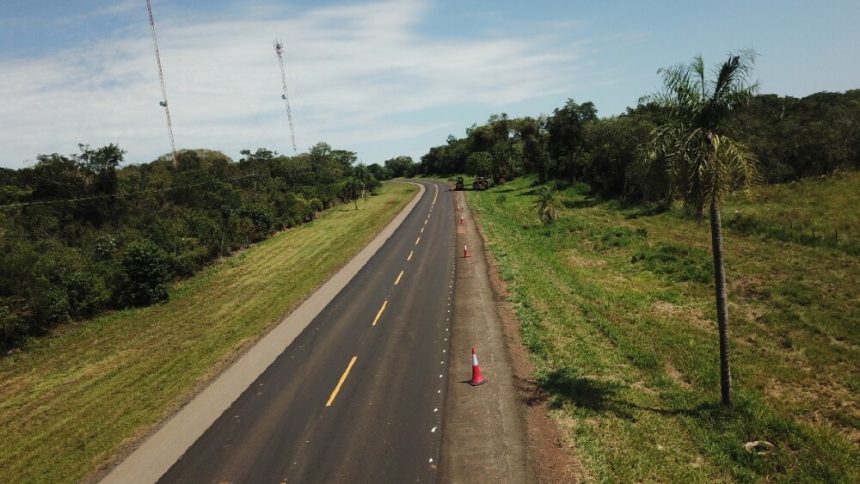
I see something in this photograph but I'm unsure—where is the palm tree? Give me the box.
[644,51,760,406]
[354,163,372,201]
[534,185,559,226]
[344,177,363,210]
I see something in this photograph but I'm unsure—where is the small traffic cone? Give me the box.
[463,244,470,258]
[460,215,465,225]
[470,347,485,386]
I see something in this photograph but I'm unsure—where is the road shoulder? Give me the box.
[442,187,582,483]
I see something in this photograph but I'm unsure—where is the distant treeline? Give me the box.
[0,143,381,349]
[415,90,860,201]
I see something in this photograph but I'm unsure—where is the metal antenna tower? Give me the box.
[146,0,178,166]
[274,39,297,153]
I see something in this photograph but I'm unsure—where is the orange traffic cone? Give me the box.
[470,347,485,385]
[460,215,465,225]
[463,245,470,258]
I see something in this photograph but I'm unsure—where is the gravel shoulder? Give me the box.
[441,187,582,483]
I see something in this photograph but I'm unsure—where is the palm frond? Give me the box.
[713,134,761,200]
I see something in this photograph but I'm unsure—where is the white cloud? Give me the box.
[0,0,588,168]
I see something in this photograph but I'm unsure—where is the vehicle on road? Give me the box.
[472,176,490,191]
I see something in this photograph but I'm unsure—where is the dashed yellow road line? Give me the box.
[415,236,421,245]
[407,250,413,261]
[326,356,357,407]
[372,300,388,326]
[394,270,404,286]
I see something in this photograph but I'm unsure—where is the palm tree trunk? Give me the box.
[710,196,733,406]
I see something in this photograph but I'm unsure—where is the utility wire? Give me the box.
[0,173,262,211]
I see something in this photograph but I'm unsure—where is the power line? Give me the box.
[146,0,178,167]
[274,39,298,153]
[0,173,262,211]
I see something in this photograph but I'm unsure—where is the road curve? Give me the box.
[152,181,454,482]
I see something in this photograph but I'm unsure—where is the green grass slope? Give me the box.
[0,182,416,483]
[468,173,859,482]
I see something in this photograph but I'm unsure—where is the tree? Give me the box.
[644,51,760,406]
[465,151,492,176]
[343,177,363,209]
[546,99,597,181]
[518,116,551,183]
[384,156,415,178]
[366,163,388,181]
[354,163,374,201]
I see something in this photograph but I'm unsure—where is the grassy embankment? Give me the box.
[0,182,416,483]
[468,173,858,482]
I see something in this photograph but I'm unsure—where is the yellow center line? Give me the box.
[407,250,413,261]
[326,356,358,407]
[372,300,388,326]
[415,236,421,245]
[394,270,404,286]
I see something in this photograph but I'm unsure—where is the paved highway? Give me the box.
[159,181,455,483]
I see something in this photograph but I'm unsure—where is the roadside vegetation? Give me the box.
[0,143,384,349]
[469,173,858,481]
[0,182,416,482]
[424,51,858,480]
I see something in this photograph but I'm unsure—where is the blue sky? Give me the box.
[1,0,858,168]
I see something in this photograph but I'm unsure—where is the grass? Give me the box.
[468,173,859,482]
[0,182,416,483]
[722,172,860,255]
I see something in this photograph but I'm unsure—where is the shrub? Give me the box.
[120,240,171,307]
[62,270,110,318]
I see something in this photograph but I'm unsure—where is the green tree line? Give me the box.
[0,142,380,349]
[417,90,860,200]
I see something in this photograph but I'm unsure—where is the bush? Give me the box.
[31,285,71,328]
[0,296,32,348]
[62,270,110,318]
[120,240,171,307]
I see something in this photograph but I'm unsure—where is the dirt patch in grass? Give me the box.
[651,300,714,333]
[664,361,692,389]
[564,249,607,269]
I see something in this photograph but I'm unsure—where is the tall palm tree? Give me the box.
[644,51,760,406]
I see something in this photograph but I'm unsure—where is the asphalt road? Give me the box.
[159,181,455,483]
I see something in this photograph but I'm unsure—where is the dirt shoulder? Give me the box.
[441,188,582,483]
